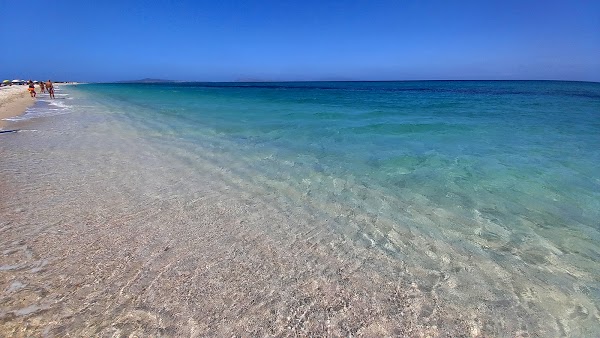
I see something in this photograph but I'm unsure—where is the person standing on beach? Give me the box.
[39,81,45,93]
[46,80,55,99]
[27,80,36,97]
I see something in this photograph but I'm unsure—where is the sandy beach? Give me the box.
[0,86,36,130]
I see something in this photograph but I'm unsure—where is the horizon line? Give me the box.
[99,79,600,84]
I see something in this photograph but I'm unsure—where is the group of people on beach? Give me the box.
[27,80,55,99]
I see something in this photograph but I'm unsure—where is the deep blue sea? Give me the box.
[4,81,600,335]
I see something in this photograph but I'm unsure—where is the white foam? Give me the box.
[6,95,74,122]
[46,99,71,109]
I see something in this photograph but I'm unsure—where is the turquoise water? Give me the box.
[5,81,600,335]
[80,81,600,241]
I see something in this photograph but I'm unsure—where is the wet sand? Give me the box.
[0,117,486,337]
[0,86,35,130]
[0,162,476,336]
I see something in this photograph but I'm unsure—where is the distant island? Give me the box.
[117,78,176,83]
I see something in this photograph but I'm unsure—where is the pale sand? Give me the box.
[1,86,564,336]
[0,114,480,336]
[0,86,35,129]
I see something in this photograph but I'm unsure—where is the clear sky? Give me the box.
[1,0,599,82]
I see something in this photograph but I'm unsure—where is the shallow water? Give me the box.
[1,81,599,336]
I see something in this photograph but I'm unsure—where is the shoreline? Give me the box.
[0,86,36,130]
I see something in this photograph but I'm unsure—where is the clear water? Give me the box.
[2,81,600,335]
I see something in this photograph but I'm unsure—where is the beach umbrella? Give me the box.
[2,80,9,83]
[12,80,20,83]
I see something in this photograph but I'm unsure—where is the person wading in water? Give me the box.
[27,80,36,97]
[46,80,55,99]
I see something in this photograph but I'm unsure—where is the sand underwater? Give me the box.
[1,81,599,336]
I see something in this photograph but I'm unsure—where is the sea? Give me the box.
[1,81,599,336]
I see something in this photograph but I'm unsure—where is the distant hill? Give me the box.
[117,78,176,83]
[235,78,271,82]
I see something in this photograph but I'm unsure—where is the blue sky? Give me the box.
[1,0,599,82]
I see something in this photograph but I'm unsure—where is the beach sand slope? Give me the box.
[0,86,35,129]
